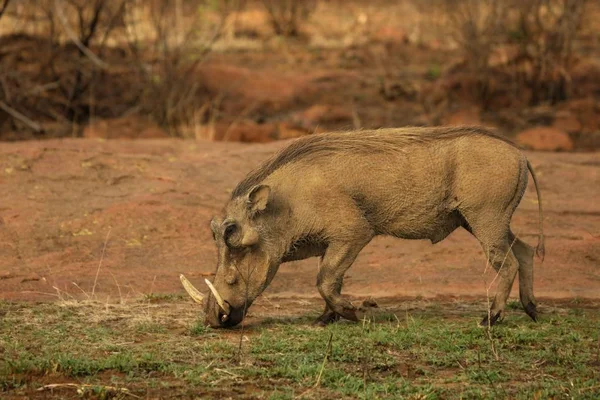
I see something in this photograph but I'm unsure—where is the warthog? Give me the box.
[181,126,545,328]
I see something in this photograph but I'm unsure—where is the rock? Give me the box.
[277,123,310,140]
[516,127,574,151]
[443,107,481,126]
[575,131,600,151]
[565,97,600,134]
[193,121,310,143]
[0,271,13,280]
[21,272,41,283]
[196,66,362,132]
[223,10,273,39]
[217,121,278,143]
[488,45,520,68]
[178,122,221,141]
[83,117,168,139]
[521,105,555,126]
[552,111,582,134]
[372,26,408,45]
[292,104,353,130]
[570,59,600,99]
[197,65,311,116]
[381,79,419,101]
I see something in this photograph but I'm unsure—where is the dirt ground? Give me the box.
[1,138,598,312]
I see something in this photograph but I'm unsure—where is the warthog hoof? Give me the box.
[480,310,503,327]
[337,305,362,322]
[524,302,538,322]
[313,310,340,327]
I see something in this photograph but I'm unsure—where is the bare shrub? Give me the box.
[442,0,508,105]
[261,0,316,37]
[0,0,10,20]
[512,0,587,104]
[0,0,228,138]
[54,0,129,122]
[441,0,588,107]
[124,0,224,136]
[0,0,130,136]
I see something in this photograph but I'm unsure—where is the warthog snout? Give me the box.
[179,274,250,328]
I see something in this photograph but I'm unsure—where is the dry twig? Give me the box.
[37,383,140,398]
[0,101,42,132]
[91,228,111,298]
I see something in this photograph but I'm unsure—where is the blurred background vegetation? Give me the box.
[0,0,598,150]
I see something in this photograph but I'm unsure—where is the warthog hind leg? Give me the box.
[510,231,538,321]
[462,212,520,327]
[479,241,520,327]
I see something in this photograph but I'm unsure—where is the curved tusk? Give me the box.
[204,278,226,311]
[179,274,204,304]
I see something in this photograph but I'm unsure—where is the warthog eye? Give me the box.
[223,223,238,248]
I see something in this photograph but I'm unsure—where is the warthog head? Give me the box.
[181,184,281,328]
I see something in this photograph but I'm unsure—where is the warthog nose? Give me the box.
[218,303,230,323]
[214,306,245,328]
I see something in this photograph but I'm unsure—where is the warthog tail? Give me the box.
[527,160,545,261]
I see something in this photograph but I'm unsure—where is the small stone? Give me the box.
[277,123,310,140]
[443,108,481,126]
[0,271,13,280]
[21,272,41,283]
[517,127,574,151]
[83,116,168,139]
[292,104,352,130]
[372,26,408,45]
[218,122,279,143]
[552,112,582,134]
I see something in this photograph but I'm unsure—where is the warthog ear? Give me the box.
[247,185,271,213]
[210,217,222,239]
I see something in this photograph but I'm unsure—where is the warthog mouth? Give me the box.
[216,305,246,328]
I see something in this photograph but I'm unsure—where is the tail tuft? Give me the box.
[535,234,545,261]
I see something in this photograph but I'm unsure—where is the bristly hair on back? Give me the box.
[231,126,517,199]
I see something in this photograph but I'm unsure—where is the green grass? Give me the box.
[0,299,599,399]
[426,64,442,80]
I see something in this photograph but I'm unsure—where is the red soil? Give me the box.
[0,139,598,307]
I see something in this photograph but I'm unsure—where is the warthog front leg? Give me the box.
[314,305,340,326]
[316,239,371,323]
[314,273,347,326]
